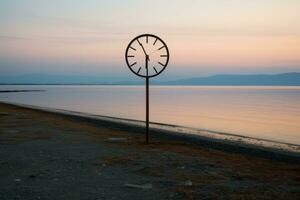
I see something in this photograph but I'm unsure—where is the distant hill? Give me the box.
[0,74,132,85]
[0,72,300,86]
[162,72,300,86]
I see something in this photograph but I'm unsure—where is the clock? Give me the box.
[124,34,170,144]
[125,34,169,78]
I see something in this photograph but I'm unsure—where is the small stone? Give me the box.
[14,178,21,182]
[184,180,193,186]
[29,175,36,179]
[5,130,19,134]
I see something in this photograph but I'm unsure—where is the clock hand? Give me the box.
[137,39,150,61]
[146,55,149,76]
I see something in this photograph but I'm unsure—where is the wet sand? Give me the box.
[0,102,299,200]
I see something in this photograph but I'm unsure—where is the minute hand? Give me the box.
[137,40,150,61]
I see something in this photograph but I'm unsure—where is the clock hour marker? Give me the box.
[127,55,135,57]
[153,67,158,73]
[130,46,136,51]
[130,62,137,67]
[137,67,141,74]
[158,46,165,51]
[158,62,165,67]
[146,36,148,43]
[160,55,168,57]
[153,38,158,45]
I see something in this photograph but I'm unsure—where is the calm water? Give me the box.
[1,85,300,145]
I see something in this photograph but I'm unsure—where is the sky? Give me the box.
[0,0,299,80]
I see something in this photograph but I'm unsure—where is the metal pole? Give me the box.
[146,77,149,144]
[145,55,149,144]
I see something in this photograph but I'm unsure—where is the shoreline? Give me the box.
[0,90,44,93]
[1,101,299,162]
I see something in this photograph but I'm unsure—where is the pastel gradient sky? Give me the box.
[0,0,299,79]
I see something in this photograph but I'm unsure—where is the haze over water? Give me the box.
[1,85,300,145]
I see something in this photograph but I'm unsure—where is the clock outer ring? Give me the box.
[125,34,169,78]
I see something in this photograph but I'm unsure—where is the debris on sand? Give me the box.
[183,180,193,186]
[124,183,152,189]
[106,137,128,142]
[0,112,9,116]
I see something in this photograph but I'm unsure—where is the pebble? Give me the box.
[5,130,19,134]
[29,175,36,179]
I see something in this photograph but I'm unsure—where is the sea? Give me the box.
[1,85,300,147]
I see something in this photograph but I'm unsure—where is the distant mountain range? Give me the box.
[0,74,128,85]
[162,72,300,86]
[0,72,300,86]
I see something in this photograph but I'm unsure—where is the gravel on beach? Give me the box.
[0,103,299,200]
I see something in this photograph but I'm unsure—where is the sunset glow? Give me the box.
[0,0,299,77]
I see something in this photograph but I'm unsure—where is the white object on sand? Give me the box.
[184,180,193,186]
[124,183,152,189]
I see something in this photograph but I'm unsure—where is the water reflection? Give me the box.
[1,85,300,145]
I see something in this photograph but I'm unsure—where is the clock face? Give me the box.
[125,34,169,78]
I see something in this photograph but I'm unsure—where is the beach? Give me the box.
[0,102,300,200]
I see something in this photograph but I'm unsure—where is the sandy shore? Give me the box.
[0,102,299,199]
